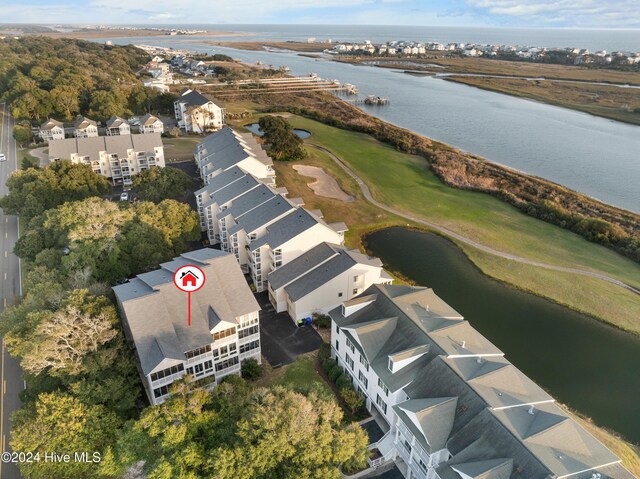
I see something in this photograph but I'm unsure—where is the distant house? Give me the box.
[105,116,131,136]
[139,114,164,134]
[113,248,261,406]
[48,133,165,186]
[174,89,225,133]
[73,117,98,138]
[39,118,65,142]
[267,242,392,322]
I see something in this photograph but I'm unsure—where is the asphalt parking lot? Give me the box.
[256,292,324,367]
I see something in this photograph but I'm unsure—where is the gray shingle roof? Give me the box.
[40,118,63,130]
[206,175,260,208]
[177,90,218,108]
[249,208,321,251]
[140,113,162,126]
[195,166,246,197]
[201,143,254,173]
[235,196,296,236]
[113,248,259,376]
[49,133,162,161]
[329,285,624,479]
[106,116,127,128]
[74,116,97,129]
[267,242,340,290]
[216,184,276,222]
[393,397,458,452]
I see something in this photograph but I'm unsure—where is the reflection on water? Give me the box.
[365,227,640,443]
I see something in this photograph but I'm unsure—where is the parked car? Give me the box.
[0,153,6,162]
[120,192,129,202]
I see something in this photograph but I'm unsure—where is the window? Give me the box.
[353,275,360,283]
[335,339,339,351]
[358,370,368,389]
[388,358,394,372]
[338,292,343,297]
[335,324,340,335]
[213,343,237,360]
[185,345,211,360]
[360,355,369,371]
[353,289,359,295]
[213,327,236,341]
[215,356,239,372]
[378,378,389,396]
[346,354,354,371]
[240,340,260,354]
[193,363,204,377]
[238,325,259,339]
[150,364,185,382]
[376,394,388,414]
[417,459,428,473]
[204,360,213,372]
[346,337,355,354]
[153,385,170,399]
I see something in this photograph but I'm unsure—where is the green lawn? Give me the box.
[274,356,333,396]
[162,137,202,162]
[265,115,640,333]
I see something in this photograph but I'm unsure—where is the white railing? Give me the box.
[186,351,213,365]
[150,371,185,388]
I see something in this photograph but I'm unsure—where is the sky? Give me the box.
[1,0,639,28]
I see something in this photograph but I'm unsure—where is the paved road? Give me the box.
[307,142,640,296]
[0,103,24,479]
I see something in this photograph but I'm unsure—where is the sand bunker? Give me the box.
[293,165,354,202]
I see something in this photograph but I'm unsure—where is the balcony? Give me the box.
[151,370,185,388]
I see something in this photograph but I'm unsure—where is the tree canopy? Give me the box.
[102,376,369,479]
[0,37,175,123]
[0,160,111,219]
[14,196,200,283]
[258,115,307,161]
[132,166,194,203]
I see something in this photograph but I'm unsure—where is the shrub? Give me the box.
[322,358,335,374]
[318,343,331,362]
[340,387,365,415]
[328,363,343,382]
[336,374,352,391]
[241,358,263,380]
[312,313,331,329]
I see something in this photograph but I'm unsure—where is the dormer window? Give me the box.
[388,358,394,372]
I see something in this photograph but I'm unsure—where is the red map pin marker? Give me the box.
[173,264,206,326]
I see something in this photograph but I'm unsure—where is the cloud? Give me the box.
[465,0,640,27]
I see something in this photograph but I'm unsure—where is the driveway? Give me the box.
[256,292,323,367]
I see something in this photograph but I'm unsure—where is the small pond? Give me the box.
[244,123,311,139]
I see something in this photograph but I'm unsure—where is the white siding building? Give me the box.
[247,209,346,292]
[139,113,164,134]
[267,242,392,322]
[113,249,261,406]
[48,133,165,186]
[105,116,131,136]
[195,127,275,185]
[174,89,225,133]
[329,285,627,479]
[39,118,65,142]
[73,116,98,138]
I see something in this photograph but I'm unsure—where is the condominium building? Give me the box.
[48,133,165,186]
[174,89,225,133]
[105,116,131,136]
[113,248,261,406]
[330,285,631,479]
[139,113,164,134]
[38,118,65,142]
[247,208,347,292]
[73,116,98,138]
[267,242,392,322]
[195,127,275,185]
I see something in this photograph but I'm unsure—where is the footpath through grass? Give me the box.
[257,115,640,333]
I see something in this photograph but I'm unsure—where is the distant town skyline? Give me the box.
[2,0,640,28]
